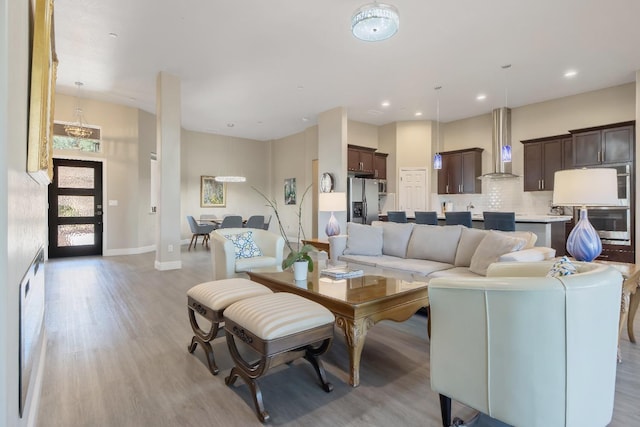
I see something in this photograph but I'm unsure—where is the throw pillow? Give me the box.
[469,231,527,275]
[407,224,463,264]
[454,227,489,267]
[373,222,414,258]
[222,231,262,259]
[546,256,577,277]
[495,230,538,248]
[343,222,383,256]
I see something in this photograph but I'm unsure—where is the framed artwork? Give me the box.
[201,176,226,207]
[27,0,57,186]
[284,178,297,205]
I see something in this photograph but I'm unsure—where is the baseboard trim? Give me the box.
[104,240,191,257]
[26,329,47,427]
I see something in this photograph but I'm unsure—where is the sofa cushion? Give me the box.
[407,224,463,264]
[337,253,383,267]
[373,222,414,258]
[427,266,483,280]
[221,230,262,259]
[454,228,489,267]
[469,231,528,275]
[496,230,537,248]
[343,222,383,256]
[374,257,453,277]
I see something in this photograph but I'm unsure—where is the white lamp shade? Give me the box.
[319,192,347,212]
[552,168,618,206]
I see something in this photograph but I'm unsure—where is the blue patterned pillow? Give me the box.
[222,231,262,259]
[547,256,577,278]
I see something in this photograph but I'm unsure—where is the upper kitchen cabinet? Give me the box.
[374,152,388,179]
[437,148,483,194]
[570,121,635,167]
[521,135,569,191]
[347,144,376,175]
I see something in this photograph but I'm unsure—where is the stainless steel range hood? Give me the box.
[479,107,519,179]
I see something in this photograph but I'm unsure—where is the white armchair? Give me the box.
[429,261,623,427]
[210,228,284,280]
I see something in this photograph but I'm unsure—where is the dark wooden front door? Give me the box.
[48,158,103,257]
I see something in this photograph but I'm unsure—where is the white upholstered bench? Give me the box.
[224,292,335,422]
[187,278,273,375]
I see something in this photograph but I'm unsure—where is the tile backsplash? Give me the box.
[434,178,558,215]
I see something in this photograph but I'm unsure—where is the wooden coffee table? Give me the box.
[247,267,430,387]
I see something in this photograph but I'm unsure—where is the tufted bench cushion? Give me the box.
[224,292,335,340]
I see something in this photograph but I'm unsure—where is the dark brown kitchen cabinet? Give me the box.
[347,145,376,175]
[570,122,634,167]
[374,152,388,179]
[437,148,483,194]
[521,135,568,191]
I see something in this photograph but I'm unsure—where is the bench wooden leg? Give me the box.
[303,339,333,392]
[187,307,221,375]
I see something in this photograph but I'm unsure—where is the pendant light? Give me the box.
[433,86,443,170]
[500,64,512,163]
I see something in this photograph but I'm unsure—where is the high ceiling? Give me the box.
[53,0,640,141]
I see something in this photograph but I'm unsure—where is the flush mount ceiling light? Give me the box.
[351,2,399,42]
[214,176,246,183]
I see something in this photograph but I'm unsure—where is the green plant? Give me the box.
[253,184,315,272]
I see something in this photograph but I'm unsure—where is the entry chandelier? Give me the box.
[64,82,93,139]
[351,2,399,42]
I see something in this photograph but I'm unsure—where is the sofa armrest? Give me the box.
[498,246,556,263]
[328,235,347,261]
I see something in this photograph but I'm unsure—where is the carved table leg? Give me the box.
[335,316,374,387]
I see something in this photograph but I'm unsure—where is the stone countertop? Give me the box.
[379,213,573,224]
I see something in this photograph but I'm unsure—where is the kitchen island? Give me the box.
[378,213,571,255]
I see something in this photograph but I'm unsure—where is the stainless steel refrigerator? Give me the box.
[347,177,379,224]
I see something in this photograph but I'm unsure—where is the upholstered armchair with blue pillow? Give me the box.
[429,260,622,427]
[210,228,285,280]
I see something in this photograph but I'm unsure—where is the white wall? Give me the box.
[1,0,48,425]
[347,120,378,149]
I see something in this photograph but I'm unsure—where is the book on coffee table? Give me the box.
[320,266,364,279]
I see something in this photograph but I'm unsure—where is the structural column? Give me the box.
[155,72,182,270]
[635,71,640,264]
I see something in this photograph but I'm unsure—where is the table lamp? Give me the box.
[552,168,618,261]
[319,192,346,237]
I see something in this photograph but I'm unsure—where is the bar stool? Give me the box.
[483,211,516,231]
[444,211,472,228]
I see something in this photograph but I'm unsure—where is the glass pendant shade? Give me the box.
[433,153,442,170]
[501,145,512,162]
[351,3,399,42]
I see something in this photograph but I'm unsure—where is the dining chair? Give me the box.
[483,211,516,231]
[218,215,243,229]
[263,214,272,230]
[414,211,438,225]
[387,211,408,223]
[444,211,472,228]
[186,215,216,250]
[244,215,265,229]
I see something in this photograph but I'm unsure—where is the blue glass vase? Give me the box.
[566,208,602,262]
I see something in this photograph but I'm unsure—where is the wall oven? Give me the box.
[575,164,632,247]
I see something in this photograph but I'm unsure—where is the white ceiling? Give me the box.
[53,0,640,141]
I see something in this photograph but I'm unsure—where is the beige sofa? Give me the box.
[328,221,556,279]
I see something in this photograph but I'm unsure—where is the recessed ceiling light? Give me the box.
[227,123,235,128]
[476,94,487,101]
[108,32,118,38]
[415,112,423,117]
[381,101,390,107]
[564,70,578,78]
[297,85,304,90]
[302,117,309,122]
[257,121,263,124]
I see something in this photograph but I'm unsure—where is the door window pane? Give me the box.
[58,166,94,188]
[58,225,95,247]
[58,196,94,217]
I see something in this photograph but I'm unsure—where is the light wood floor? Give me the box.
[37,248,640,426]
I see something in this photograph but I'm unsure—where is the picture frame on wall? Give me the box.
[27,0,57,186]
[201,176,226,207]
[284,178,296,205]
